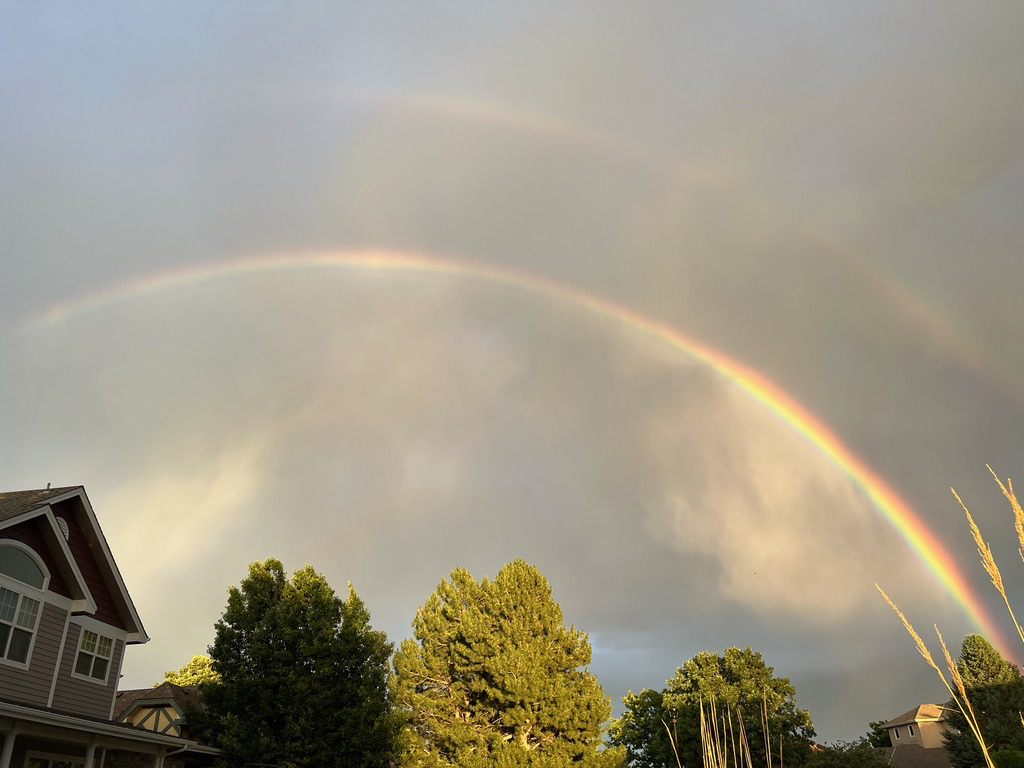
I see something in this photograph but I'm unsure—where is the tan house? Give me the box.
[881,704,952,768]
[0,486,219,768]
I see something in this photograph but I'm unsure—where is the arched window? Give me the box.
[0,544,46,665]
[0,544,47,589]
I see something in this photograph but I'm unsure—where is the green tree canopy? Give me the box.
[945,634,1024,768]
[607,688,685,768]
[160,655,221,687]
[197,558,400,768]
[864,720,890,748]
[805,741,889,768]
[391,559,623,768]
[609,647,815,768]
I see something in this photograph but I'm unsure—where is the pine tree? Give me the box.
[199,558,400,768]
[391,559,623,768]
[865,720,890,748]
[945,634,1024,768]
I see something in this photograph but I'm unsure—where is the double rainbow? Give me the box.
[26,249,1011,656]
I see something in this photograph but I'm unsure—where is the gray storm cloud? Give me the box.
[3,267,958,730]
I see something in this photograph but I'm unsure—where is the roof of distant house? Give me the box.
[114,682,203,721]
[0,486,82,522]
[883,704,947,729]
[882,743,952,768]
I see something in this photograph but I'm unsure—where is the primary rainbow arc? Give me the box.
[26,248,1012,657]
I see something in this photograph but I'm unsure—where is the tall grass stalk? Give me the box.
[699,698,781,768]
[878,466,1024,768]
[662,717,683,768]
[760,696,772,768]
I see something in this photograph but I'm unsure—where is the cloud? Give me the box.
[646,383,936,621]
[3,2,1023,743]
[6,265,954,673]
[102,431,274,578]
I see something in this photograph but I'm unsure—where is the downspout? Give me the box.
[48,612,72,707]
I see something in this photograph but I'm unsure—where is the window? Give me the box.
[0,585,40,664]
[908,724,915,737]
[74,628,113,681]
[0,545,46,589]
[894,727,900,739]
[0,543,46,666]
[26,754,85,768]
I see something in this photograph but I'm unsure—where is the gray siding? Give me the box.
[50,622,124,718]
[0,600,67,706]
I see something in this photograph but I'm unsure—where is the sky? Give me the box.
[2,1,1024,745]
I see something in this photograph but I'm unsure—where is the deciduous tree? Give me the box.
[805,741,889,768]
[609,647,814,768]
[161,654,220,687]
[608,688,693,768]
[198,558,400,768]
[391,559,623,768]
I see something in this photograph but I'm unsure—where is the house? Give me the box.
[107,683,218,767]
[113,683,201,740]
[0,486,218,768]
[880,704,952,768]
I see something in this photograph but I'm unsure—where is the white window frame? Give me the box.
[908,724,915,737]
[70,624,115,685]
[894,727,900,740]
[0,568,46,670]
[0,541,51,591]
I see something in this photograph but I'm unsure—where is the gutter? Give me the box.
[0,700,220,753]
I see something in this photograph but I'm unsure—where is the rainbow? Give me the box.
[345,88,657,161]
[347,89,1018,409]
[23,248,1013,656]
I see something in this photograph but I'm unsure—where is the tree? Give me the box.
[993,751,1024,768]
[805,741,889,768]
[391,559,624,768]
[161,655,221,687]
[945,634,1024,768]
[609,647,815,768]
[864,720,890,748]
[607,688,688,768]
[198,558,400,768]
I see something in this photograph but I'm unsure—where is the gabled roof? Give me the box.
[114,683,202,721]
[882,744,952,768]
[0,486,149,643]
[884,704,947,728]
[0,486,82,522]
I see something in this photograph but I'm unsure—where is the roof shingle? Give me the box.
[884,704,947,728]
[114,682,203,721]
[0,486,82,523]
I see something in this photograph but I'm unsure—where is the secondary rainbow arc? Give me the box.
[24,249,1013,657]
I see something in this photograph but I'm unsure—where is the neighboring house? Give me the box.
[0,486,219,768]
[880,704,952,768]
[113,683,201,740]
[108,683,218,768]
